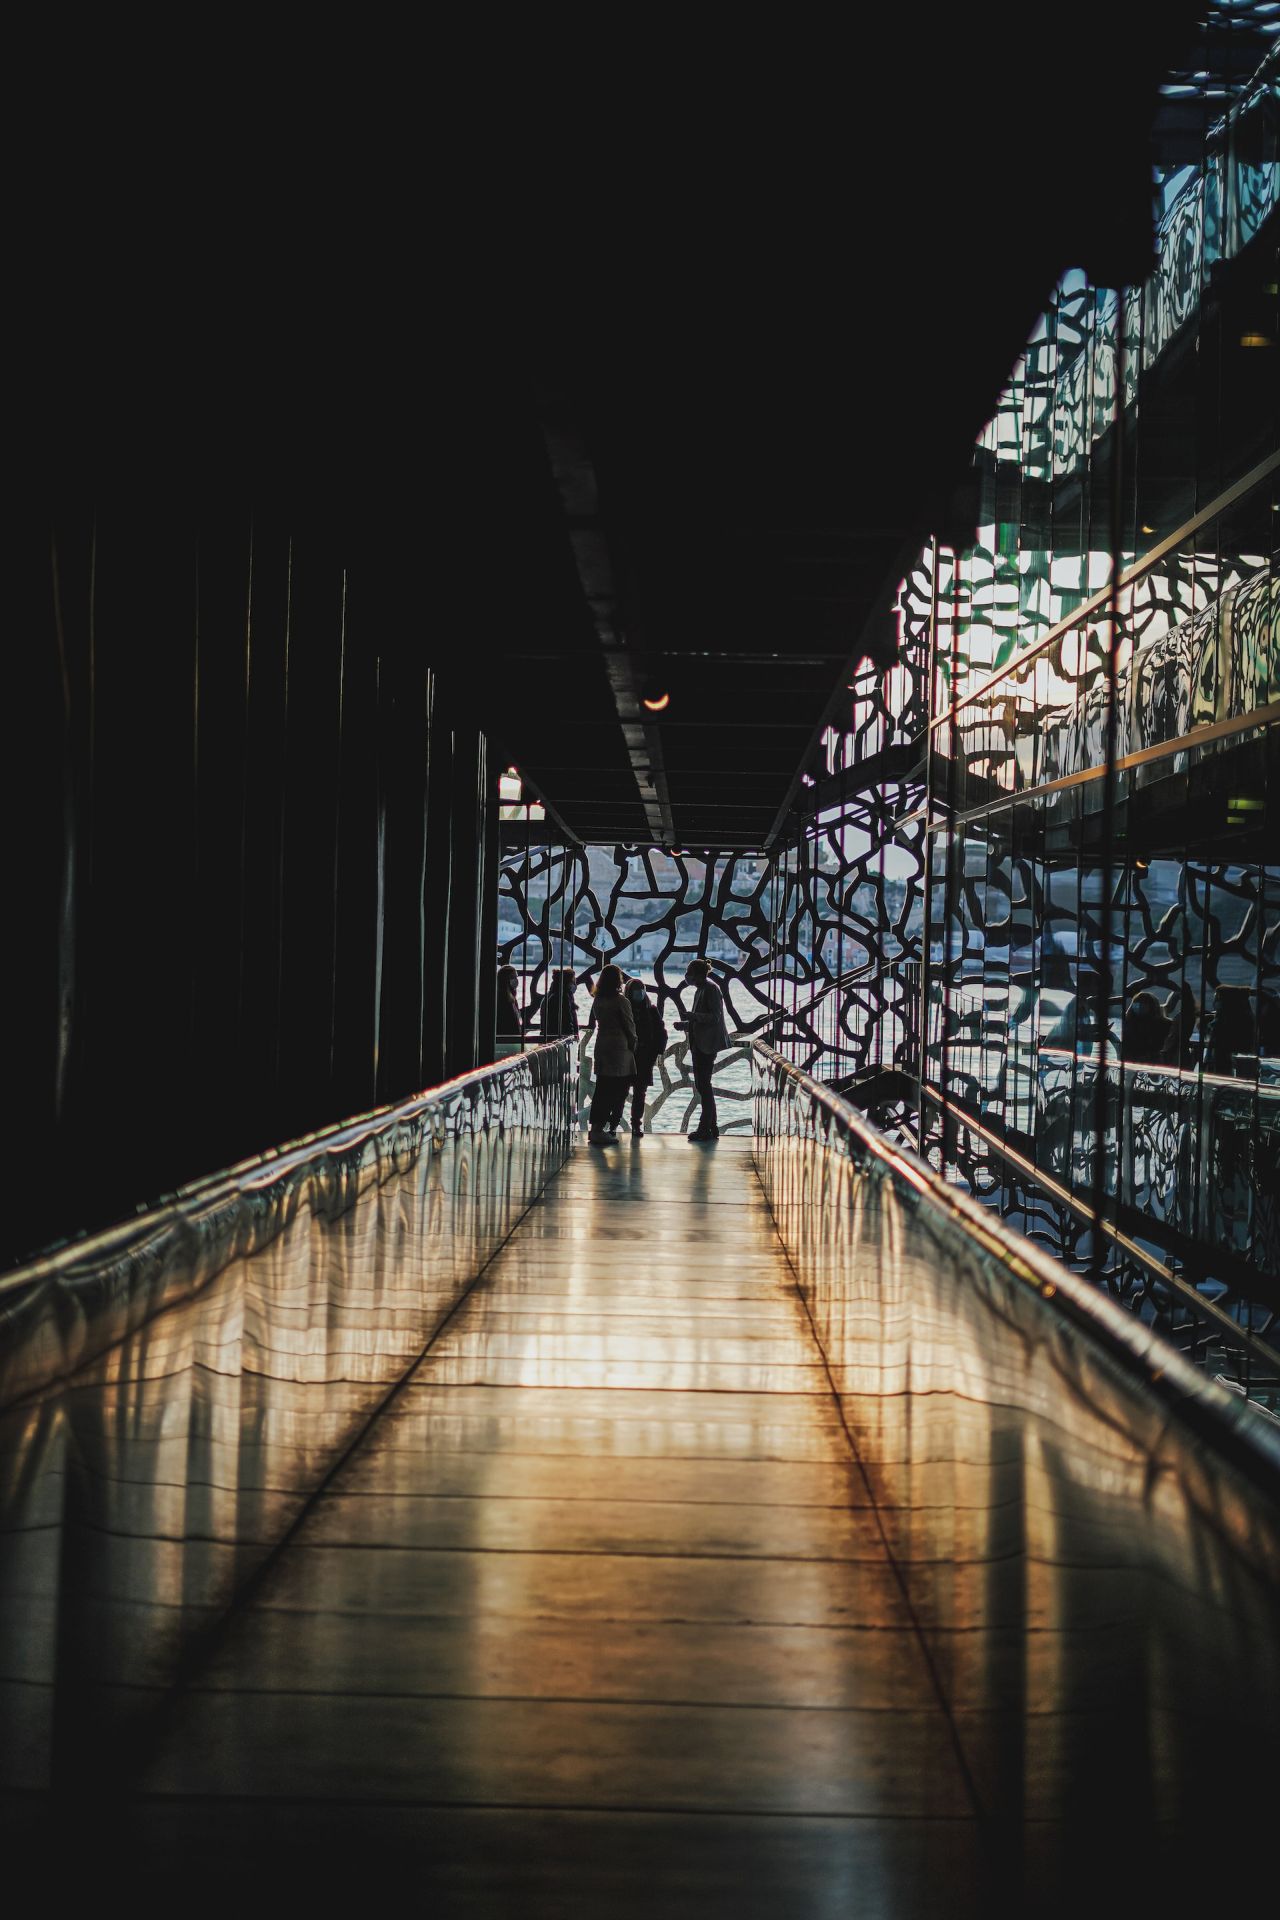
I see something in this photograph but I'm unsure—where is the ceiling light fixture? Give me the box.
[642,690,671,713]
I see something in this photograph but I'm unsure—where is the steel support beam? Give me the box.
[540,400,674,846]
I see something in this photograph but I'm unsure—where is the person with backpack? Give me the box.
[624,978,668,1137]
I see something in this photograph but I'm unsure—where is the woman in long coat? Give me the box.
[587,965,636,1143]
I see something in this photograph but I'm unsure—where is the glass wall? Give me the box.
[804,26,1279,1401]
[496,832,782,1131]
[495,25,1276,1390]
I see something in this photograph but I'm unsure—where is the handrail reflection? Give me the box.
[751,1036,1280,1883]
[0,1041,575,1793]
[751,1038,1280,1486]
[0,1043,575,1411]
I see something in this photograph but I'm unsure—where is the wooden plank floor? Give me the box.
[132,1137,981,1913]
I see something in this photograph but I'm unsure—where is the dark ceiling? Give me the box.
[27,7,1207,852]
[468,11,1211,850]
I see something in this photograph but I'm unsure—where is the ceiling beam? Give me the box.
[540,397,675,845]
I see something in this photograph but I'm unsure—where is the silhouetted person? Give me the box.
[1123,991,1173,1065]
[542,967,580,1038]
[1167,983,1200,1068]
[1041,997,1079,1049]
[1043,968,1105,1053]
[625,978,668,1137]
[1204,986,1256,1078]
[496,964,522,1038]
[679,958,729,1141]
[587,964,636,1144]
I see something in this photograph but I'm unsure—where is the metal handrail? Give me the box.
[769,965,922,1082]
[2,1041,573,1286]
[1034,1043,1280,1096]
[0,1040,577,1408]
[916,1072,1280,1379]
[923,450,1279,735]
[751,1037,1280,1486]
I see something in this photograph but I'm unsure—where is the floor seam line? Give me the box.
[748,1146,993,1831]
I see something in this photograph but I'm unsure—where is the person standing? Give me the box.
[1204,985,1256,1078]
[1168,983,1200,1069]
[679,958,729,1141]
[544,967,580,1038]
[1122,991,1172,1066]
[496,964,522,1039]
[587,965,636,1144]
[624,978,668,1137]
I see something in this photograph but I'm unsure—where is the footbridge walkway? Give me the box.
[1,1043,1276,1914]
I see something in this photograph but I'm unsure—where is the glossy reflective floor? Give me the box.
[3,1137,1277,1914]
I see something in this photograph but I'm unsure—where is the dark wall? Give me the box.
[6,513,497,1267]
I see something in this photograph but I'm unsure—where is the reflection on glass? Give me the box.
[0,1044,574,1794]
[754,1040,1280,1903]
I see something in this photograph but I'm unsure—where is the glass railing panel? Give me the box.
[0,1042,575,1794]
[752,1039,1280,1882]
